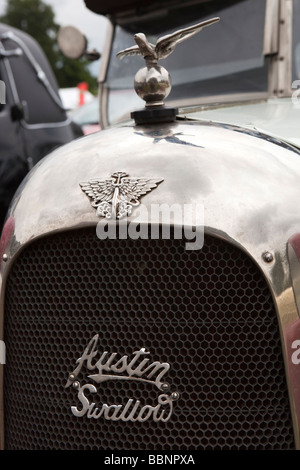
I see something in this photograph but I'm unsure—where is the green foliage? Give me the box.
[0,0,97,93]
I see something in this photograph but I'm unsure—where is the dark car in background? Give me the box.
[0,23,79,229]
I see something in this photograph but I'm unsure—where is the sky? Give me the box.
[0,0,109,76]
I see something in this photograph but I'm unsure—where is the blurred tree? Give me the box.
[0,0,98,93]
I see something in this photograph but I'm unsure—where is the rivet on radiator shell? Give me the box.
[73,381,80,389]
[262,251,274,263]
[2,254,8,262]
[171,392,179,401]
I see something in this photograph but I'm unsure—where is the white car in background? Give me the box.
[59,86,94,111]
[70,97,101,135]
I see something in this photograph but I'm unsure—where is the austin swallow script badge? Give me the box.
[80,171,163,219]
[65,334,179,422]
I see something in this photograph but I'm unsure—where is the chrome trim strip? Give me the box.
[20,117,72,130]
[277,0,293,97]
[98,19,114,129]
[173,92,270,112]
[98,19,114,84]
[264,0,280,96]
[99,83,109,129]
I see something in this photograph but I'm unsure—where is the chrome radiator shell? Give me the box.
[1,120,300,448]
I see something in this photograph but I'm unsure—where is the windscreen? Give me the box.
[106,0,268,125]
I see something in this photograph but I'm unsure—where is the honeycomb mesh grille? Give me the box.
[3,228,295,450]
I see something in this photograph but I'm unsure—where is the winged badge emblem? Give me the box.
[80,172,164,219]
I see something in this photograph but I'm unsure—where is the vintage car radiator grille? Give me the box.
[3,228,295,450]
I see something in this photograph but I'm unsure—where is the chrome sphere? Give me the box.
[134,64,171,107]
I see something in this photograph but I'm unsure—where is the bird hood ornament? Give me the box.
[117,17,220,110]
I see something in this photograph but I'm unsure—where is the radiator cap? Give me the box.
[116,17,220,125]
